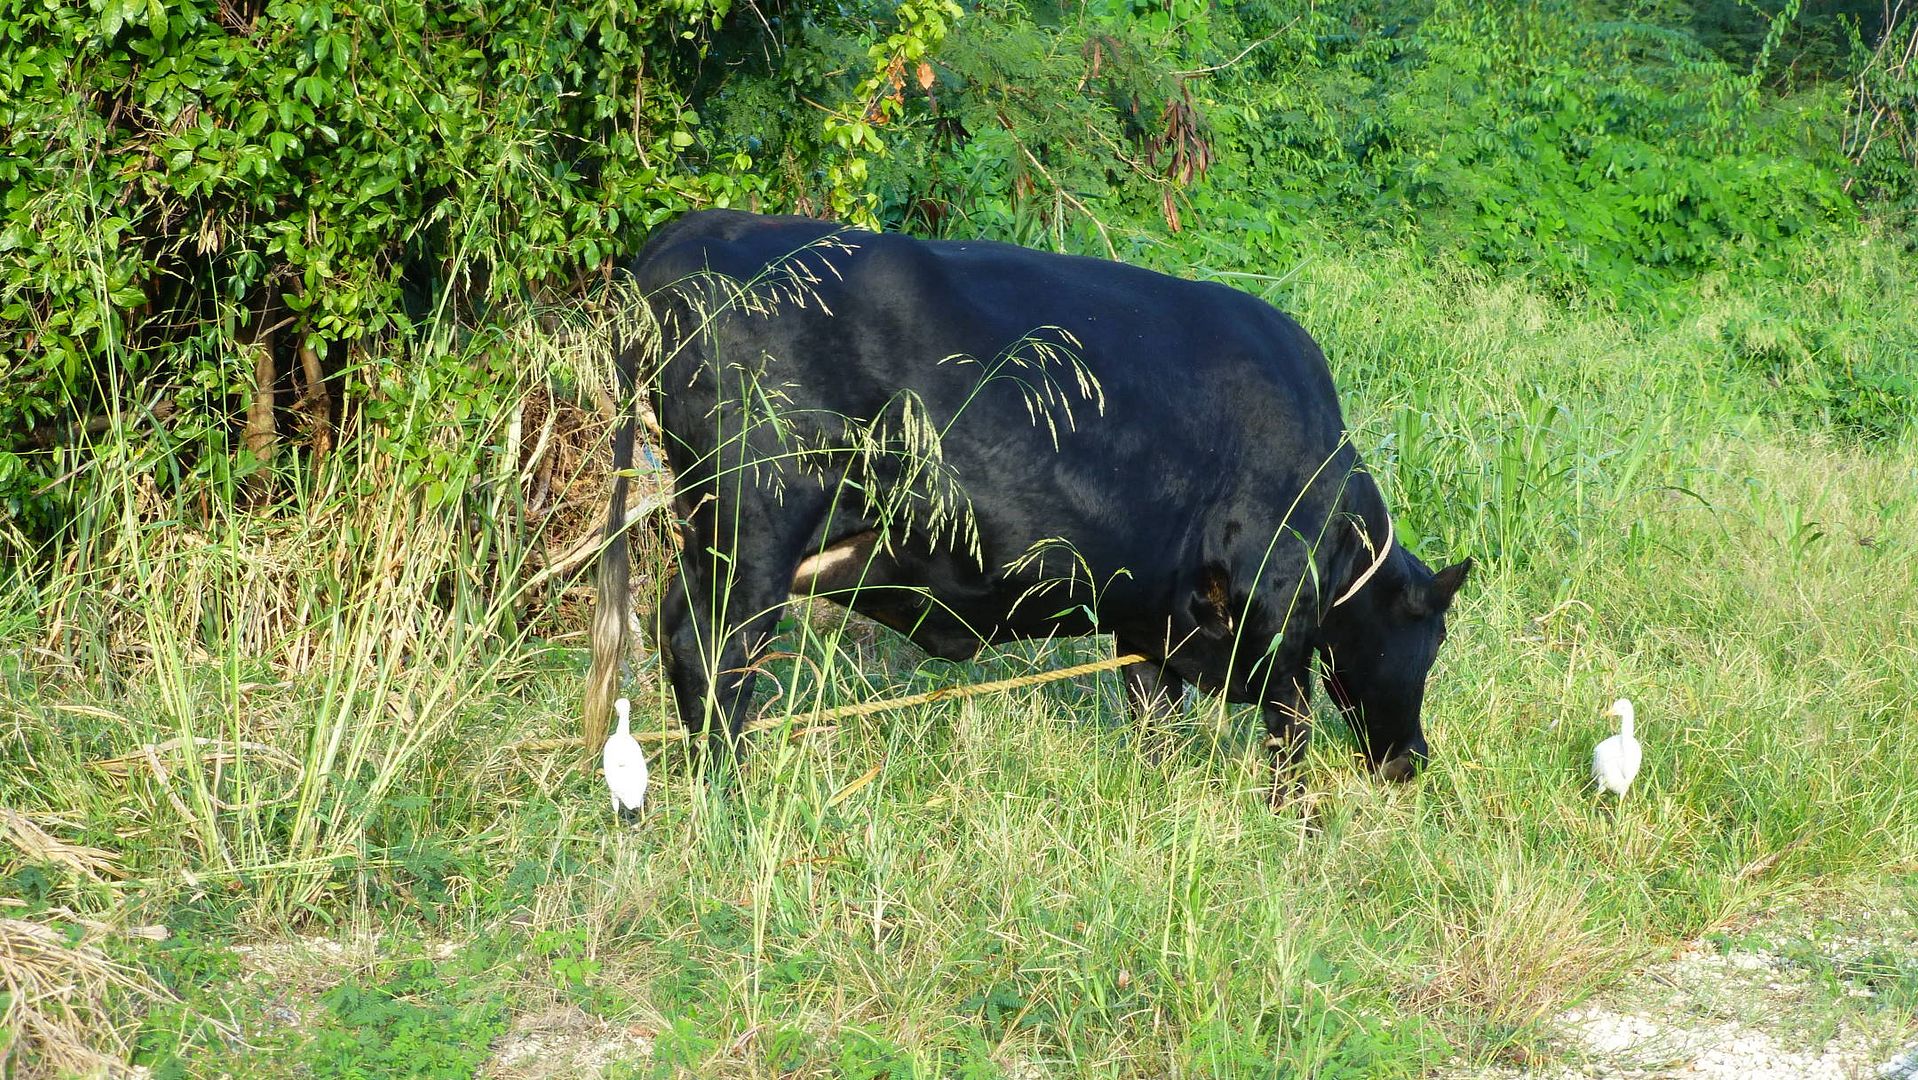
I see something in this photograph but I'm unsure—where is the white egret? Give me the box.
[602,697,649,823]
[1592,698,1641,798]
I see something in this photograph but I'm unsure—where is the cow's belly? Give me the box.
[782,467,1209,664]
[800,536,1179,661]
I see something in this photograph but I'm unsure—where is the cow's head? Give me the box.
[1317,547,1470,781]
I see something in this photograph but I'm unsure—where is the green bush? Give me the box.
[1195,1,1860,295]
[3,0,1912,540]
[0,0,989,533]
[750,0,1873,305]
[0,0,753,528]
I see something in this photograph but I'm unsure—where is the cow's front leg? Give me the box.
[1261,676,1313,809]
[1118,646,1185,758]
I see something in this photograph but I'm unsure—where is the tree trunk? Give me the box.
[297,339,331,458]
[242,294,278,458]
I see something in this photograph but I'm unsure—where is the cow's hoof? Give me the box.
[1268,786,1327,834]
[1378,754,1420,783]
[1267,783,1303,811]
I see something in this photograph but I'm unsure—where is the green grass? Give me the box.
[4,236,1917,1077]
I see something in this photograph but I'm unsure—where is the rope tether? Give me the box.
[625,652,1150,744]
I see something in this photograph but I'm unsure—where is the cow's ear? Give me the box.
[1399,558,1472,619]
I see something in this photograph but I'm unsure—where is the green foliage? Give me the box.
[1689,0,1889,81]
[0,0,750,526]
[1179,1,1858,298]
[311,955,511,1078]
[670,0,1893,313]
[827,1028,916,1080]
[132,902,290,1073]
[1716,299,1918,441]
[1381,5,1849,292]
[1840,7,1918,220]
[818,0,966,227]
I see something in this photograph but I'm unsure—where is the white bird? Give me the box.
[602,697,649,823]
[1592,697,1642,798]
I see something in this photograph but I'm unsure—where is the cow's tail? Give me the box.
[584,296,642,751]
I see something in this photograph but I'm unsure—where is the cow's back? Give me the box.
[631,210,1351,478]
[631,210,1363,605]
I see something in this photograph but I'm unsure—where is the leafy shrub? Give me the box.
[0,0,988,533]
[1201,1,1859,296]
[4,0,1913,539]
[1840,4,1918,222]
[0,0,751,528]
[781,0,1876,306]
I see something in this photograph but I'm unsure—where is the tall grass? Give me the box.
[3,233,1916,1074]
[3,307,635,918]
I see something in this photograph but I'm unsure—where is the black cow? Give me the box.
[587,210,1469,797]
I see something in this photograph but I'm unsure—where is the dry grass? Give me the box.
[1408,863,1636,1029]
[0,810,121,884]
[0,915,173,1077]
[0,813,171,1076]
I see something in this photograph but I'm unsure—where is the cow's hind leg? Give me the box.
[654,564,705,734]
[659,500,820,760]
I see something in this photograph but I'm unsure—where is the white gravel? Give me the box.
[1454,937,1915,1079]
[1558,1000,1865,1078]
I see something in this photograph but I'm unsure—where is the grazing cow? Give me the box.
[587,210,1469,797]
